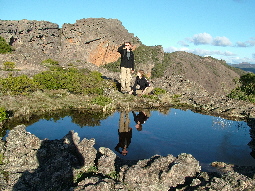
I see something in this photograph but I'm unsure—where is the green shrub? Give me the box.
[84,87,103,95]
[41,58,59,66]
[0,67,112,96]
[107,171,119,180]
[89,71,103,82]
[239,73,255,95]
[91,96,112,106]
[227,73,255,103]
[40,58,61,70]
[151,52,173,78]
[0,36,13,53]
[3,61,15,71]
[0,75,39,95]
[34,68,83,93]
[102,60,120,72]
[34,68,107,95]
[153,87,166,95]
[0,153,3,165]
[133,45,162,64]
[0,107,8,122]
[75,166,98,183]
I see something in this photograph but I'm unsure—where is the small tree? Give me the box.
[0,36,13,53]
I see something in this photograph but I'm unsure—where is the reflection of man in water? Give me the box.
[115,111,132,156]
[132,111,149,131]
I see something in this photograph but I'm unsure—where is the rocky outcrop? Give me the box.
[0,20,61,75]
[0,19,61,55]
[1,124,255,190]
[0,18,140,67]
[60,18,139,66]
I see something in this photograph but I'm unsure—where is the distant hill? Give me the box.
[151,51,244,96]
[231,62,255,74]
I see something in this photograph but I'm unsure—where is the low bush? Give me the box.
[33,68,106,95]
[41,58,59,66]
[40,58,61,70]
[0,67,114,97]
[91,96,112,106]
[153,87,166,95]
[227,73,255,103]
[0,74,39,95]
[0,36,13,53]
[102,60,120,72]
[0,107,8,122]
[3,61,15,71]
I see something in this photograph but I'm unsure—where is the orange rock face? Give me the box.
[88,41,120,66]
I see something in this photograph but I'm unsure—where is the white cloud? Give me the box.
[236,38,255,47]
[186,33,234,47]
[212,36,232,46]
[236,41,248,47]
[190,33,213,45]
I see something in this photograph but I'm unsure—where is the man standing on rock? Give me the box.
[118,42,135,93]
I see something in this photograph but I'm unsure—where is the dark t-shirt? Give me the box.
[132,76,150,91]
[117,45,134,70]
[132,111,149,124]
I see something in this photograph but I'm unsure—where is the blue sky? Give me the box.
[1,0,255,64]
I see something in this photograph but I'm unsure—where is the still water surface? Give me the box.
[25,108,255,169]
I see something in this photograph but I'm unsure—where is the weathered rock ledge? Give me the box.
[1,125,255,191]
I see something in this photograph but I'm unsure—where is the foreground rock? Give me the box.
[1,125,255,190]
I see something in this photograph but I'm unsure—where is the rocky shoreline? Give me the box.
[0,124,255,190]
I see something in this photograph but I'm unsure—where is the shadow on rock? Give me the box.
[13,131,85,191]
